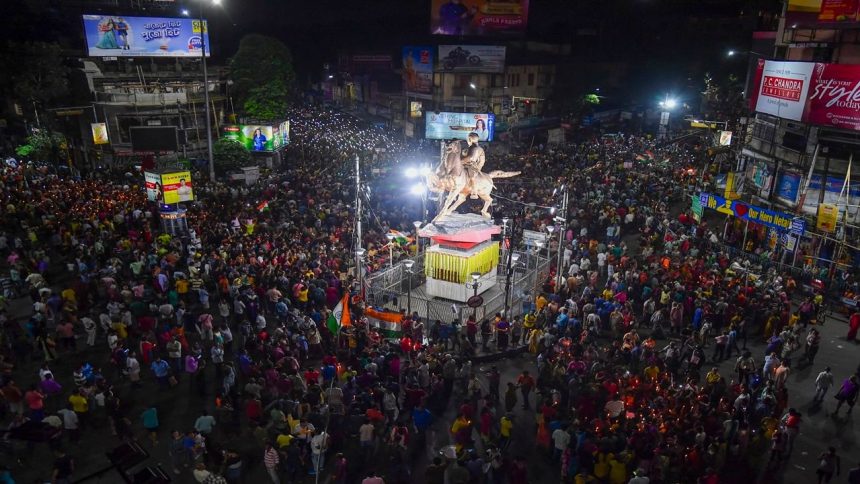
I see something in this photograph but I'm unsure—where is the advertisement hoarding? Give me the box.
[402,46,434,96]
[161,171,194,204]
[82,15,210,58]
[426,112,495,141]
[222,125,275,152]
[751,60,815,121]
[144,171,161,202]
[273,121,290,149]
[699,192,805,235]
[718,131,733,146]
[430,0,529,36]
[817,203,839,232]
[818,0,859,22]
[91,123,109,145]
[775,171,802,202]
[438,45,506,73]
[410,101,424,118]
[750,60,860,133]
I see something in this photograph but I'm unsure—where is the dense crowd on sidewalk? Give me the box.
[0,105,858,484]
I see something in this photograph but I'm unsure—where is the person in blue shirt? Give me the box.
[556,310,569,331]
[150,357,170,388]
[252,128,267,151]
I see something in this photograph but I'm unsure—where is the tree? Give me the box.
[212,138,252,174]
[15,131,68,163]
[701,72,745,123]
[0,42,70,117]
[229,35,296,120]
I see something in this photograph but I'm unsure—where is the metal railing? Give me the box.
[364,247,552,324]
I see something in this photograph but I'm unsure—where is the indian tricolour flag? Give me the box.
[365,307,403,339]
[256,200,270,212]
[326,292,351,335]
[387,230,411,245]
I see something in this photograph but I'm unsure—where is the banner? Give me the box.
[699,192,806,235]
[410,101,424,118]
[818,0,859,21]
[426,112,495,141]
[775,171,802,202]
[273,121,290,150]
[144,171,162,202]
[91,123,109,145]
[82,15,210,58]
[438,45,506,73]
[817,203,839,232]
[806,62,860,130]
[718,131,733,146]
[160,171,193,204]
[402,46,434,95]
[222,125,275,151]
[430,0,529,36]
[751,60,815,121]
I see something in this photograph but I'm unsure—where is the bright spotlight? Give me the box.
[469,83,477,89]
[419,165,432,176]
[410,183,426,196]
[665,98,678,109]
[727,50,736,56]
[181,9,190,16]
[405,167,419,178]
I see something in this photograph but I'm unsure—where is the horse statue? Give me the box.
[426,138,520,222]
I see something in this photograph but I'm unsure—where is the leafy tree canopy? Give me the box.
[229,35,296,120]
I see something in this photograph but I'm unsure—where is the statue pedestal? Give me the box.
[418,213,501,303]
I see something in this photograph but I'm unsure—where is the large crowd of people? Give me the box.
[0,105,858,484]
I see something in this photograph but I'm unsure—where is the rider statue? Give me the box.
[461,133,485,197]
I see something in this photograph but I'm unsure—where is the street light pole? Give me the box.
[386,233,395,269]
[468,272,481,319]
[555,187,569,291]
[198,2,215,181]
[404,260,414,316]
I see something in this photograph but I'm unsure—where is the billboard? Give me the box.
[222,125,275,152]
[161,171,194,204]
[430,0,530,36]
[818,0,859,22]
[426,112,495,141]
[130,126,179,152]
[402,46,434,95]
[144,171,161,202]
[775,171,802,202]
[438,45,505,73]
[82,15,210,58]
[751,60,815,121]
[750,60,860,132]
[273,121,290,149]
[91,123,109,145]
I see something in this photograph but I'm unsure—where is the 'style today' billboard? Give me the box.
[144,171,194,204]
[426,112,495,141]
[750,60,860,132]
[82,15,210,57]
[430,0,529,36]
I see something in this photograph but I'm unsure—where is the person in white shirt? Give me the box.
[814,366,834,402]
[81,317,97,346]
[551,427,571,461]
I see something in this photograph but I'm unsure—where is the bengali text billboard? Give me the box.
[426,112,495,141]
[82,15,210,57]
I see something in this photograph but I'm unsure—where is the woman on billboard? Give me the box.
[252,128,267,151]
[474,118,489,141]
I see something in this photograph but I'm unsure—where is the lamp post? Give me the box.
[195,0,219,181]
[386,233,395,269]
[413,221,422,254]
[355,248,366,297]
[404,259,415,316]
[467,271,482,319]
[504,252,520,319]
[533,239,545,308]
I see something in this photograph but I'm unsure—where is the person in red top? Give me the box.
[304,367,320,387]
[24,385,45,421]
[517,371,535,410]
[847,310,860,342]
[245,397,262,423]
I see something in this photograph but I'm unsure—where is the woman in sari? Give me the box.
[95,18,119,50]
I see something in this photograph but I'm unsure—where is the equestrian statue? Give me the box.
[427,133,520,222]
